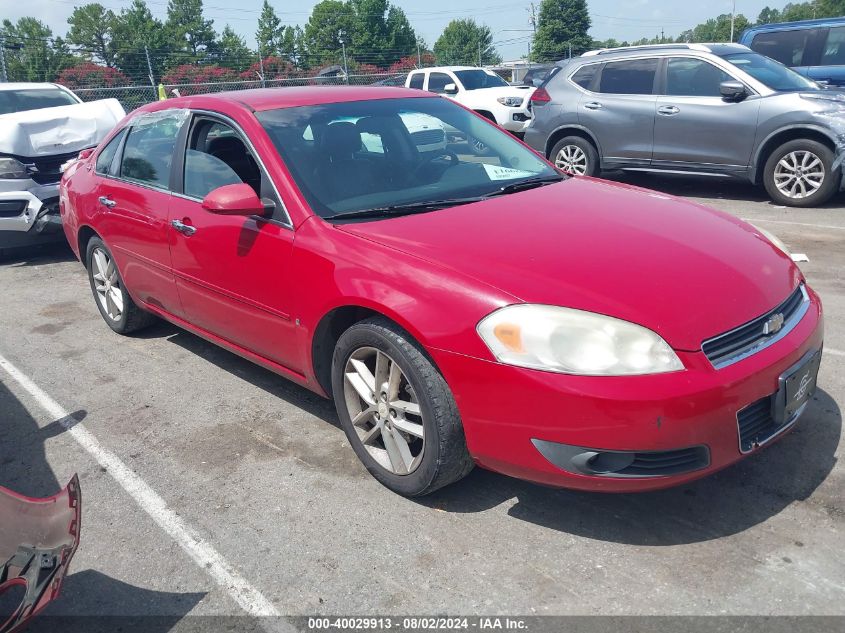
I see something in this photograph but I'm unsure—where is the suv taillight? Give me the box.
[530,87,551,105]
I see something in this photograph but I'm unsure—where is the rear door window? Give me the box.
[408,72,425,89]
[598,58,658,95]
[666,58,732,97]
[120,112,185,189]
[821,26,845,66]
[571,64,600,90]
[750,29,815,66]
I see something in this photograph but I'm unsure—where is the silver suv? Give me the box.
[525,43,845,207]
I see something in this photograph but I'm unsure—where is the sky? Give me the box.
[7,0,779,61]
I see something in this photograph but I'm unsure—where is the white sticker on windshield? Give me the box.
[482,164,537,181]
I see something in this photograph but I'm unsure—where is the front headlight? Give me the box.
[497,96,524,107]
[477,304,683,376]
[0,157,28,179]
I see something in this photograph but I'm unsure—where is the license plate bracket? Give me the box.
[772,349,822,426]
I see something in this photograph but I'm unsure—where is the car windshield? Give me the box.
[257,96,558,219]
[721,52,819,92]
[0,88,79,115]
[454,70,509,90]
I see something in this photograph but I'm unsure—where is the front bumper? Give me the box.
[0,179,64,249]
[498,107,533,134]
[430,287,824,492]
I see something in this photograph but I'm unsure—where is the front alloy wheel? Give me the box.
[773,150,825,200]
[763,139,839,208]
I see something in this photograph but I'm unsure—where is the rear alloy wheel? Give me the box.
[551,136,599,177]
[86,236,156,334]
[763,139,839,208]
[332,317,473,496]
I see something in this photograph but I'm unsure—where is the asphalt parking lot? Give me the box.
[1,175,843,627]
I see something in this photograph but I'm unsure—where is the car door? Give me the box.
[577,57,658,166]
[652,57,761,169]
[809,26,845,86]
[167,113,302,372]
[94,109,187,317]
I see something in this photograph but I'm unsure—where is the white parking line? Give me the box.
[0,352,288,631]
[743,218,845,231]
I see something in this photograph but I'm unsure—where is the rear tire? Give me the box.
[331,317,474,497]
[763,139,839,208]
[86,236,156,334]
[550,136,599,177]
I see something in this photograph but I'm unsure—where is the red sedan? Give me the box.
[59,87,824,496]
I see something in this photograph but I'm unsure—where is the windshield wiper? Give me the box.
[326,197,486,221]
[483,175,565,197]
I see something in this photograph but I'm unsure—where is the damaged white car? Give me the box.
[0,83,125,254]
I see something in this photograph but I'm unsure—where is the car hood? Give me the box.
[463,85,533,102]
[338,178,801,352]
[0,99,125,158]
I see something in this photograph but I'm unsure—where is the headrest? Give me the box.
[207,136,246,156]
[322,122,362,158]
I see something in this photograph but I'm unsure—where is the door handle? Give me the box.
[171,219,197,236]
[658,105,680,116]
[583,102,603,110]
[98,195,116,208]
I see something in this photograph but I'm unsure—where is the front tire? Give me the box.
[550,136,599,177]
[331,317,473,497]
[763,139,839,208]
[86,236,155,334]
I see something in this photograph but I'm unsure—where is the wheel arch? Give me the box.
[473,109,496,122]
[752,126,839,185]
[77,225,100,268]
[545,126,602,163]
[310,301,433,397]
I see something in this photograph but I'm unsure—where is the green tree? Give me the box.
[532,0,592,62]
[67,4,117,67]
[346,0,416,67]
[111,0,168,81]
[256,0,283,57]
[756,7,783,24]
[0,18,76,81]
[165,0,216,63]
[302,0,355,66]
[676,13,750,43]
[216,25,253,71]
[433,19,500,66]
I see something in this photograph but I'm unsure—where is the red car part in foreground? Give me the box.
[59,87,824,496]
[0,477,80,633]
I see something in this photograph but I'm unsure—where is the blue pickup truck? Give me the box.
[740,18,845,86]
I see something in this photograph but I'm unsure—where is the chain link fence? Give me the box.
[70,72,409,111]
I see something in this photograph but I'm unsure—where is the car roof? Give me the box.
[577,43,751,61]
[741,16,845,37]
[414,66,484,73]
[139,85,435,114]
[0,82,68,92]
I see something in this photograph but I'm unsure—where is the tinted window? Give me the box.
[427,72,453,93]
[95,129,127,175]
[571,64,599,89]
[598,59,658,94]
[666,58,732,97]
[183,119,261,199]
[408,72,424,89]
[0,88,78,115]
[821,26,845,66]
[120,113,183,189]
[453,70,508,90]
[751,29,813,66]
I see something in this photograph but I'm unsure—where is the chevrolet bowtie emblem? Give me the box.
[763,313,785,335]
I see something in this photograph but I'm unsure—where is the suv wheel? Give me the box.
[763,139,840,208]
[331,317,474,497]
[551,136,599,177]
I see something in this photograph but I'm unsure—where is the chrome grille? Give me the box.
[702,285,808,369]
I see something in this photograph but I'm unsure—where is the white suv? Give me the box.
[405,67,534,137]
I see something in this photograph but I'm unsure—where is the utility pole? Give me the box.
[0,36,7,83]
[730,0,736,42]
[478,40,482,66]
[528,2,537,33]
[417,42,421,67]
[341,39,349,84]
[258,51,266,88]
[144,45,156,98]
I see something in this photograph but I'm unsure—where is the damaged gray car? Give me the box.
[0,83,124,255]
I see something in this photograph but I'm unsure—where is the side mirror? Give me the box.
[202,183,267,217]
[79,148,95,160]
[443,83,458,94]
[720,80,748,102]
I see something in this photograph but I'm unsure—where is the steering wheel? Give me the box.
[410,151,460,181]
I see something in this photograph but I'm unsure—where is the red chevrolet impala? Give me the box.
[59,87,824,496]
